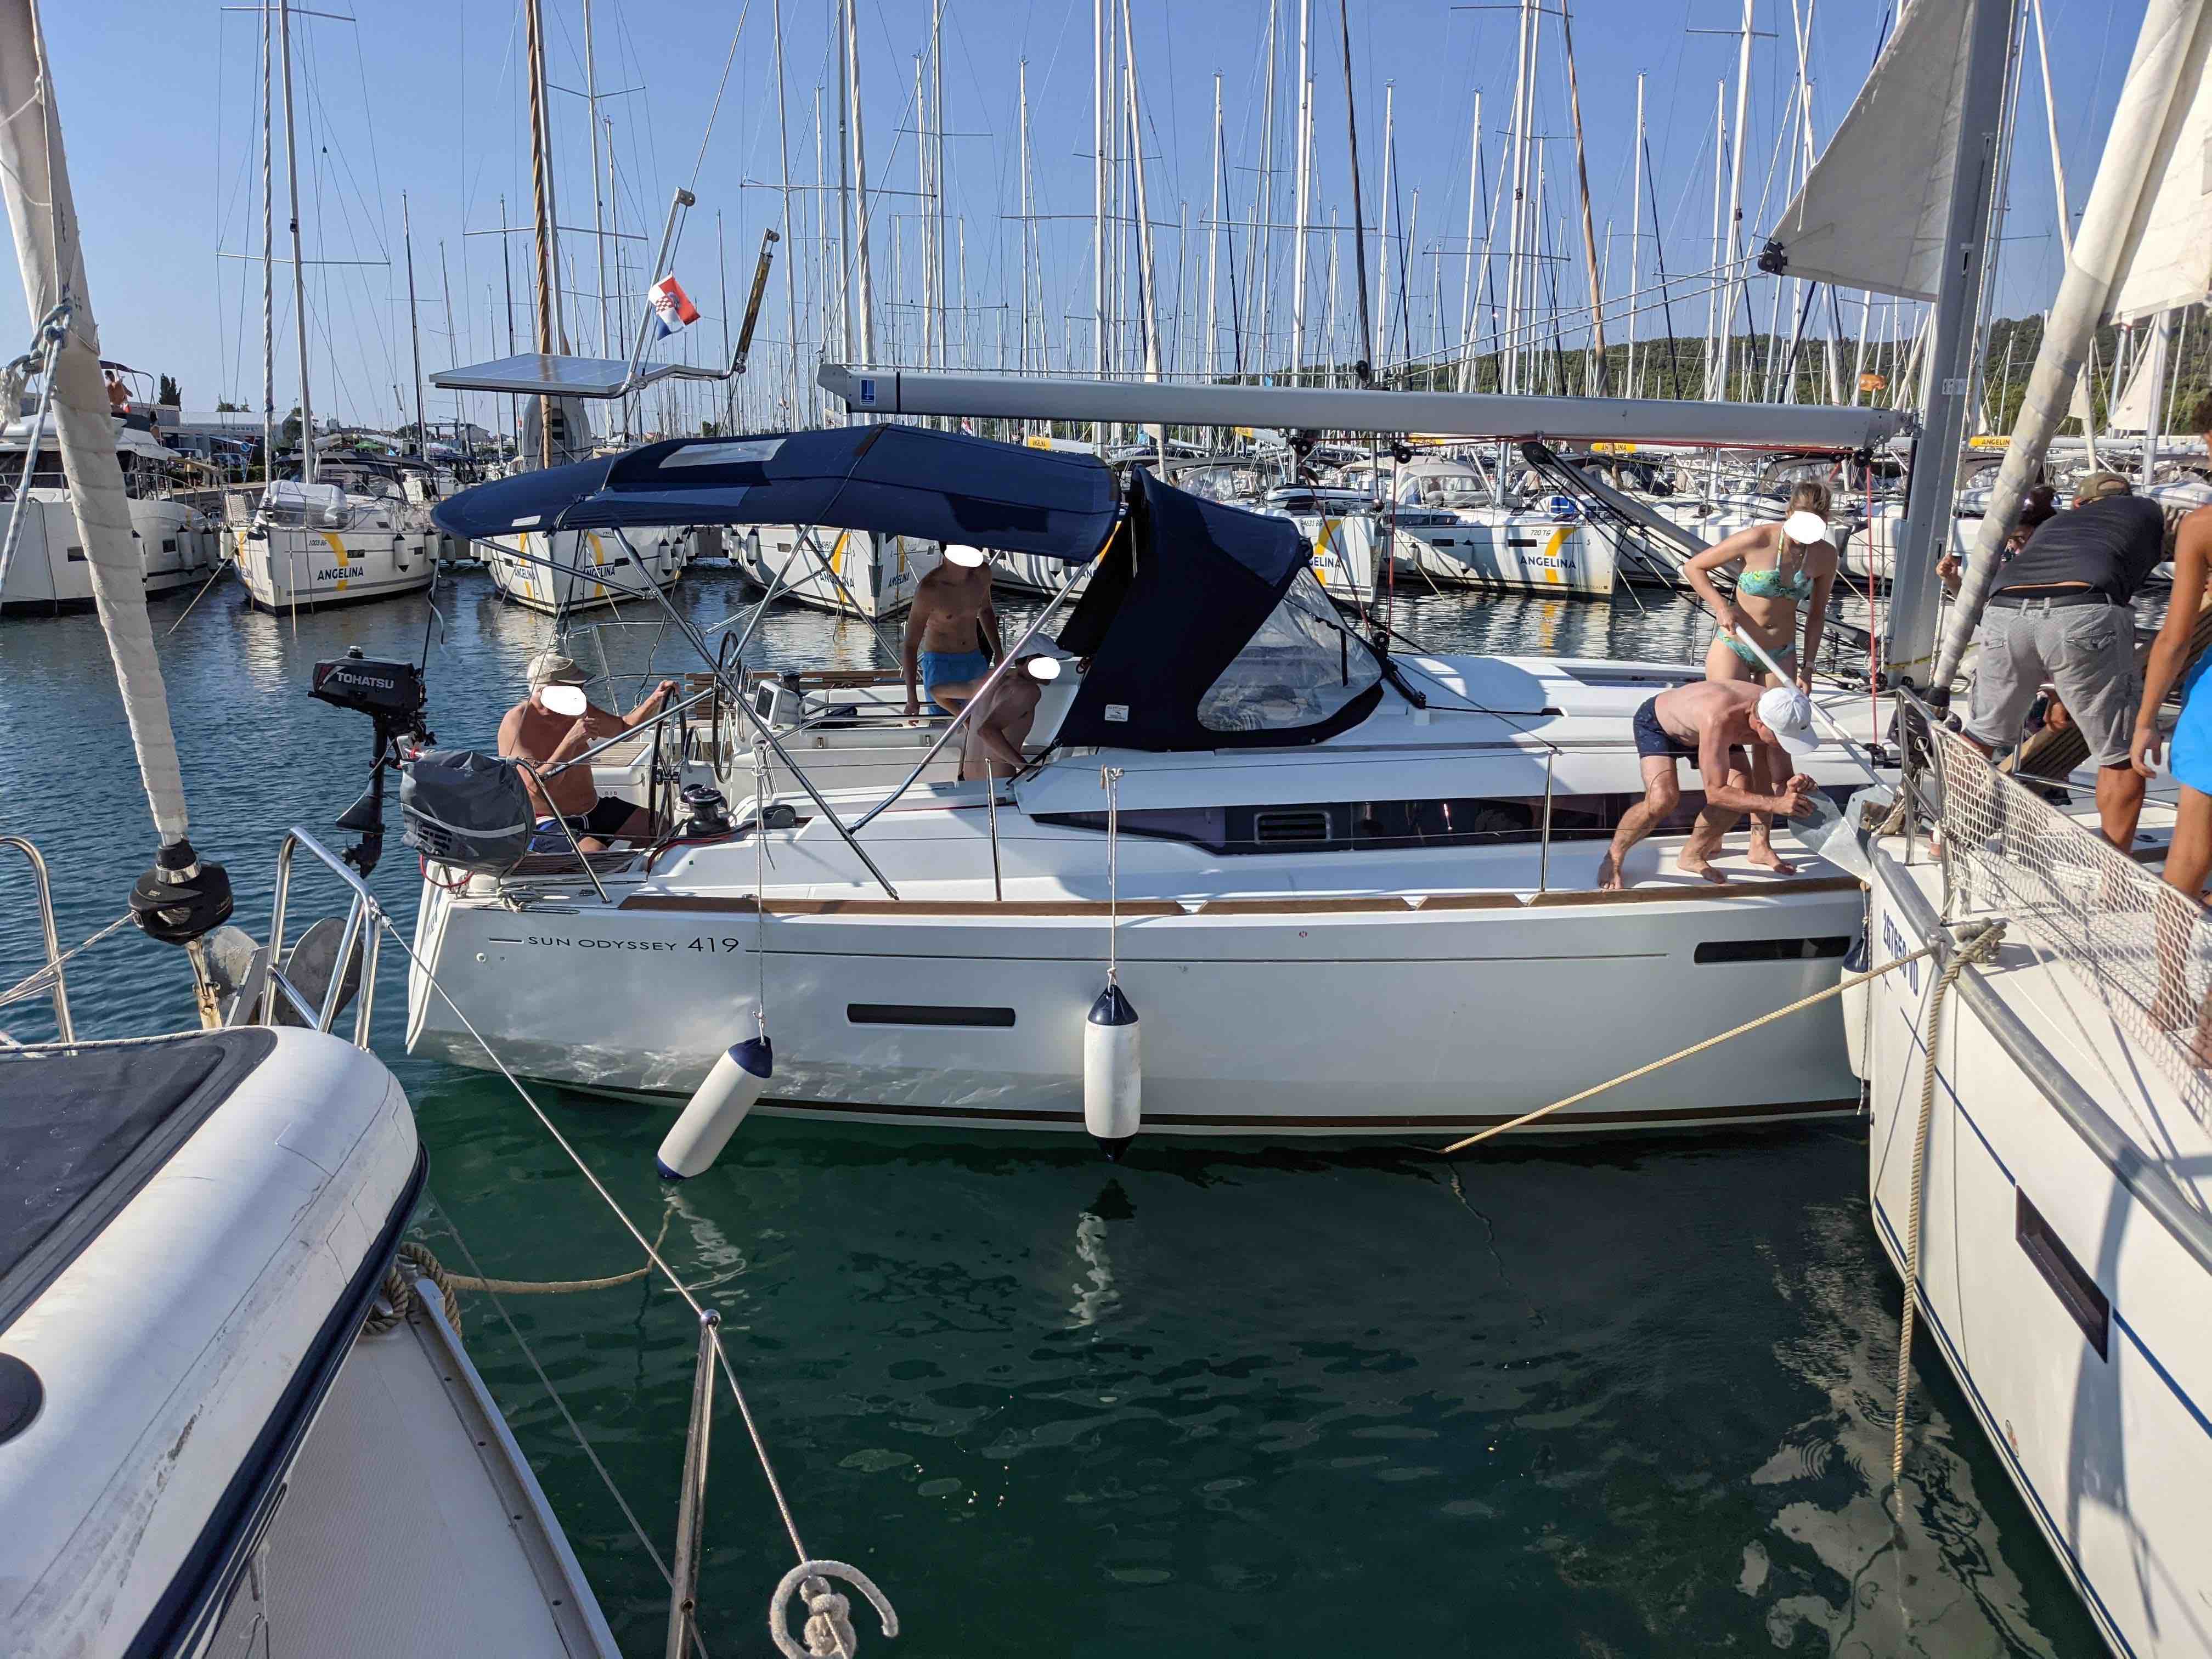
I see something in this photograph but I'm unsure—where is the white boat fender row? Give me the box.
[1084,983,1141,1157]
[657,1036,773,1180]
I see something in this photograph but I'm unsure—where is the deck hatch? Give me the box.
[2016,1189,2109,1359]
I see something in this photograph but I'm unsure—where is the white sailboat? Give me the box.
[1787,1,2212,1654]
[227,0,437,617]
[0,410,219,614]
[409,410,1903,1143]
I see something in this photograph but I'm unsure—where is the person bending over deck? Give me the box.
[1598,681,1821,891]
[1960,471,2165,850]
[903,544,1003,717]
[498,652,676,852]
[958,655,1062,782]
[1681,481,1837,872]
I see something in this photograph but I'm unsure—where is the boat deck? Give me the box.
[207,1276,619,1659]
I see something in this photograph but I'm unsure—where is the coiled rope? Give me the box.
[363,1214,671,1339]
[1889,919,2005,1519]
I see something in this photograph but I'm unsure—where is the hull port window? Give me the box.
[2016,1189,2111,1359]
[1692,936,1851,964]
[848,1004,1018,1029]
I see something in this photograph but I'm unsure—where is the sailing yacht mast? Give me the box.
[583,0,608,354]
[846,0,874,365]
[1502,0,1534,394]
[1627,74,1644,398]
[1375,83,1394,371]
[523,0,558,465]
[278,0,314,481]
[771,0,800,423]
[930,0,946,370]
[1092,0,1108,393]
[1458,91,1481,374]
[1206,71,1222,382]
[403,191,426,456]
[1119,0,1163,393]
[1560,0,1606,390]
[1710,0,1754,403]
[258,0,274,475]
[1289,0,1311,381]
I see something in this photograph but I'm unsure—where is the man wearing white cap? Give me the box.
[902,544,1002,716]
[498,652,678,850]
[1598,681,1822,890]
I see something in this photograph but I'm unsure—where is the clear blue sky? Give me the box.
[14,0,2143,430]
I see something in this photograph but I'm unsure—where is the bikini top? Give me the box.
[1737,561,1816,601]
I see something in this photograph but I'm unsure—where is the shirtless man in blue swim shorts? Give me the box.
[902,543,1003,716]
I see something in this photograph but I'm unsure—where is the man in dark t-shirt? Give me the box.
[1961,472,2162,848]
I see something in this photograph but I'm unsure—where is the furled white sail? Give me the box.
[1763,0,1976,302]
[2104,46,2212,323]
[0,1,191,844]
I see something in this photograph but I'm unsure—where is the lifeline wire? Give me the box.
[380,912,822,1579]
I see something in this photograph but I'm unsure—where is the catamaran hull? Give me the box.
[481,527,683,614]
[406,876,1864,1136]
[234,524,437,612]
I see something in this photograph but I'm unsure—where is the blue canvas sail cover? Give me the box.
[1054,469,1385,751]
[430,425,1120,561]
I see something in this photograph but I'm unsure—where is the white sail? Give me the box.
[2104,338,2163,432]
[2104,43,2212,323]
[1763,0,1977,302]
[0,1,190,844]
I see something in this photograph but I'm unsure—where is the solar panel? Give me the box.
[428,353,693,398]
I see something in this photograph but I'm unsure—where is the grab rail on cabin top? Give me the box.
[0,836,75,1041]
[261,827,384,1047]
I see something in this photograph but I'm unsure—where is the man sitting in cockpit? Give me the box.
[499,651,676,851]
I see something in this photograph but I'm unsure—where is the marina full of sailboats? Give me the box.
[9,0,2212,1652]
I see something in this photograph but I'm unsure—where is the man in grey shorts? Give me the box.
[1962,472,2164,848]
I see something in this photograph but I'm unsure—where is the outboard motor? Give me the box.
[309,647,431,876]
[399,749,535,875]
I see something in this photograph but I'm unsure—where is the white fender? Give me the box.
[657,1037,772,1180]
[1082,984,1141,1156]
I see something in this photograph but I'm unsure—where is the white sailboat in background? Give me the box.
[478,0,684,619]
[0,403,218,614]
[229,0,437,616]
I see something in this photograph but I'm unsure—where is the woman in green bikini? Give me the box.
[1680,479,1838,871]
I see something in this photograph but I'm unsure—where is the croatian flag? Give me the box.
[649,275,701,339]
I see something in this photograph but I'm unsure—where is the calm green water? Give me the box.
[0,569,2101,1656]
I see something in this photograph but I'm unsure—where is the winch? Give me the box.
[309,646,433,876]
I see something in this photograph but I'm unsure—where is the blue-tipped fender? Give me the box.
[657,1036,773,1180]
[1082,984,1141,1158]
